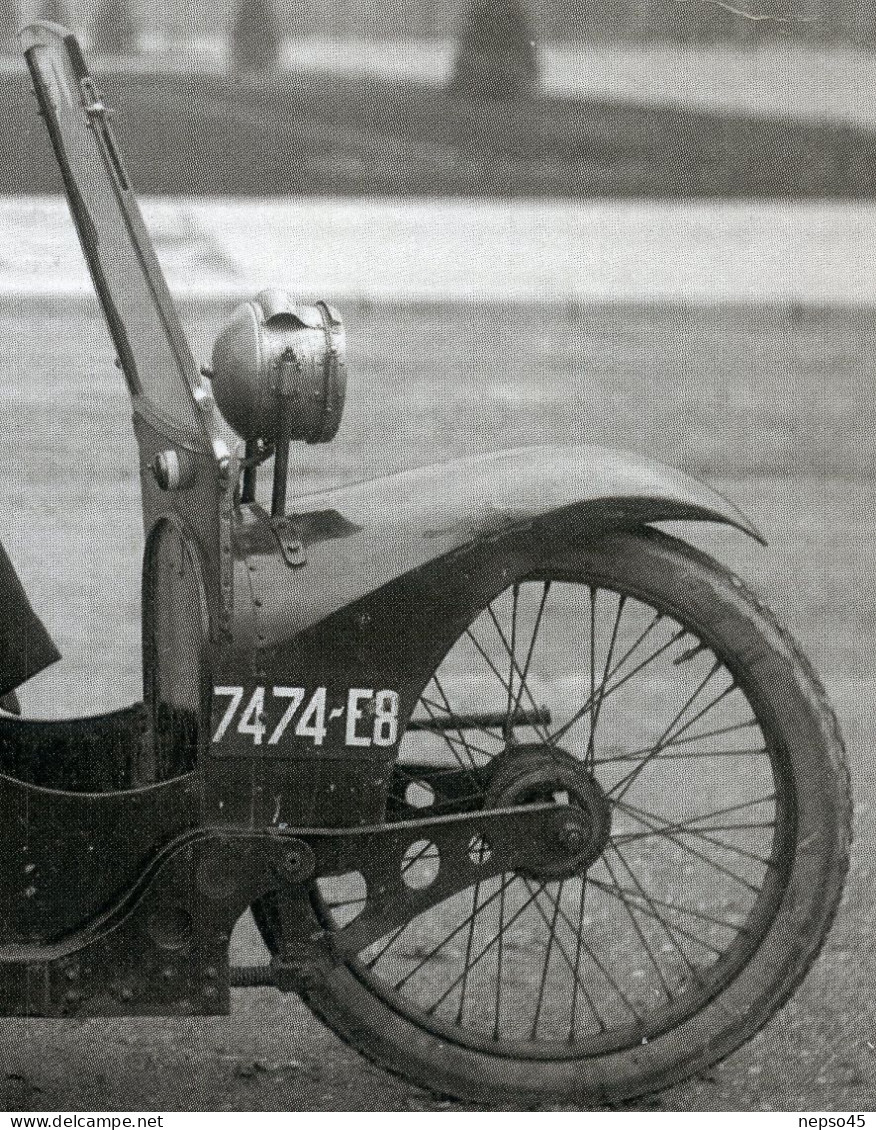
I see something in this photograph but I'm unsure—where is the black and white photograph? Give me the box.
[0,0,872,1115]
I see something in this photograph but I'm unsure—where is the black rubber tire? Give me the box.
[261,528,851,1106]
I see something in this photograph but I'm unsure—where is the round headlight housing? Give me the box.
[210,288,346,445]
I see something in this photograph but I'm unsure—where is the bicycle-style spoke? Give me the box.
[419,690,503,754]
[586,592,626,771]
[596,746,767,765]
[526,877,645,1024]
[530,879,565,1039]
[568,875,607,1038]
[609,841,713,978]
[365,920,415,971]
[517,879,616,1034]
[590,870,724,961]
[492,873,507,1039]
[613,799,763,893]
[614,793,777,841]
[505,584,519,740]
[478,610,554,745]
[509,580,552,730]
[391,871,519,993]
[614,795,777,867]
[587,876,753,937]
[549,624,688,747]
[456,875,487,1026]
[423,879,545,1018]
[609,672,737,802]
[417,694,484,781]
[601,853,677,1004]
[463,625,551,746]
[587,588,596,770]
[430,675,491,778]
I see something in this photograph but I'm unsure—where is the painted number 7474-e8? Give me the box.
[212,685,401,749]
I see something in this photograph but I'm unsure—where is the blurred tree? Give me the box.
[91,0,137,55]
[231,0,282,71]
[449,0,539,100]
[39,0,72,27]
[1,0,18,52]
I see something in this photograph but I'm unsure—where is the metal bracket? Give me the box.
[270,515,306,568]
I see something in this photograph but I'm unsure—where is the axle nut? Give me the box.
[557,820,587,854]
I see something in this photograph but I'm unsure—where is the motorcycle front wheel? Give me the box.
[257,528,850,1105]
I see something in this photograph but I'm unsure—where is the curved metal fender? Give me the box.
[233,444,762,648]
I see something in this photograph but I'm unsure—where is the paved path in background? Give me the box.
[0,196,873,305]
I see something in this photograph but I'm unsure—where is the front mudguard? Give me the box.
[207,445,761,828]
[236,443,762,647]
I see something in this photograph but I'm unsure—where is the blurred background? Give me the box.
[3,0,876,194]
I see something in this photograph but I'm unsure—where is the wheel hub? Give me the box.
[485,743,612,880]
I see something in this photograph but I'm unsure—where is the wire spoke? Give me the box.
[527,877,645,1023]
[587,876,753,936]
[616,819,775,844]
[610,670,736,802]
[599,719,762,766]
[617,792,778,834]
[455,875,487,1026]
[479,611,554,745]
[419,694,503,754]
[413,698,487,808]
[510,580,552,728]
[596,745,768,765]
[365,920,414,971]
[609,841,714,977]
[430,675,488,776]
[530,879,565,1038]
[391,871,519,992]
[549,625,688,747]
[423,879,545,1017]
[414,703,499,764]
[614,796,777,866]
[586,592,626,771]
[568,875,606,1038]
[601,853,677,1003]
[517,879,612,1035]
[505,584,519,740]
[613,801,763,893]
[464,626,551,746]
[587,587,597,771]
[493,872,507,1039]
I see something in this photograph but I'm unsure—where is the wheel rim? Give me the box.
[313,569,796,1059]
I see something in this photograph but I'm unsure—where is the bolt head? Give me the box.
[557,820,587,853]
